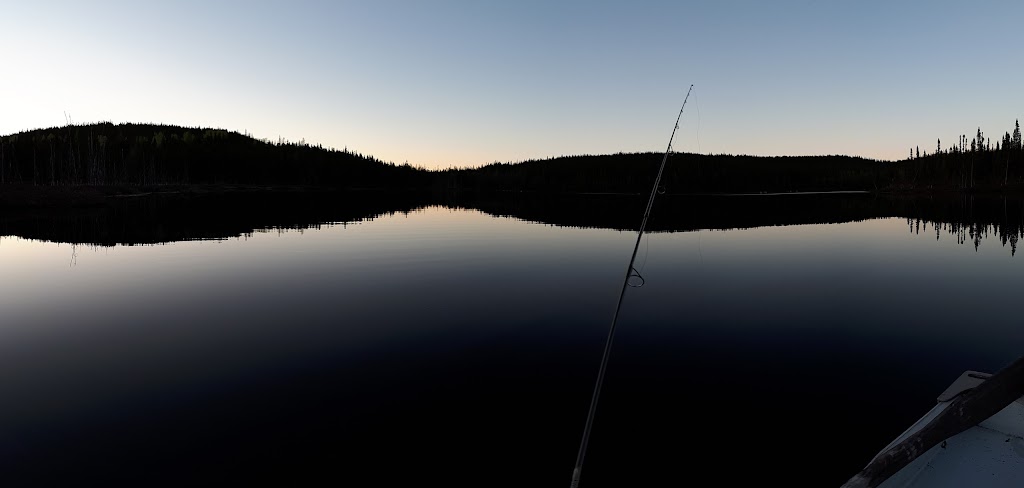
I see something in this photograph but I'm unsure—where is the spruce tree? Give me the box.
[1013,119,1022,151]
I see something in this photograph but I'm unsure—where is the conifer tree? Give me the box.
[1013,119,1022,151]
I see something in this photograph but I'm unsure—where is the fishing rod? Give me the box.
[570,84,694,488]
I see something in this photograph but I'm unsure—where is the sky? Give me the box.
[2,0,1022,168]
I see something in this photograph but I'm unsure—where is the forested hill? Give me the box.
[436,153,887,194]
[437,119,1024,193]
[441,120,1024,194]
[0,123,426,188]
[3,121,1024,195]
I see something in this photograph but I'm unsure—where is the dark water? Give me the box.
[2,193,1023,487]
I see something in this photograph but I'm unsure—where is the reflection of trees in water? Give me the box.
[465,192,1024,256]
[907,218,1022,255]
[0,190,435,247]
[902,195,1024,255]
[4,191,1024,254]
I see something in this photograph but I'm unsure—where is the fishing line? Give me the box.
[694,88,702,154]
[635,233,651,279]
[694,89,705,264]
[697,230,704,266]
[570,84,694,488]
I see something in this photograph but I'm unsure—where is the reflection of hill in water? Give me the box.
[3,191,1023,254]
[0,191,435,246]
[455,192,1024,255]
[455,192,887,232]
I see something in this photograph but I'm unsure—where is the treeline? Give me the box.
[893,120,1024,191]
[0,122,913,195]
[3,120,1024,195]
[0,122,427,188]
[443,120,1024,194]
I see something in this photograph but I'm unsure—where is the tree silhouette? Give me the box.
[1013,120,1022,151]
[0,123,431,189]
[4,117,1024,199]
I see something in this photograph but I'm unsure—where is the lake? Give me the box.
[2,192,1023,487]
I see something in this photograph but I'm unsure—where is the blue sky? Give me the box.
[2,1,1021,168]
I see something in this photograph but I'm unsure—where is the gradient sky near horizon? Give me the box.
[2,0,1022,168]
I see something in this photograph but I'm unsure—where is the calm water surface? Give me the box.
[2,200,1023,487]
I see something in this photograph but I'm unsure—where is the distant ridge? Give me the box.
[433,152,885,194]
[0,122,425,188]
[2,121,1024,197]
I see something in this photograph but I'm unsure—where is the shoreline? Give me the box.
[4,183,1024,210]
[0,184,388,209]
